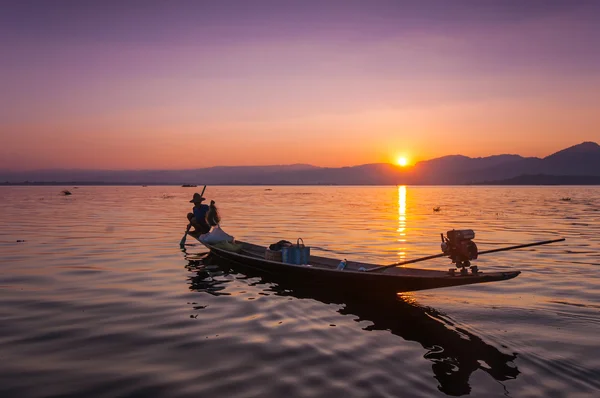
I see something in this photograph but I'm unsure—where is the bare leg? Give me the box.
[186,218,209,235]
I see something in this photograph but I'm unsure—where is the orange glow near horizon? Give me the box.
[4,93,598,170]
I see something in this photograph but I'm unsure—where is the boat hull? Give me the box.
[198,240,521,296]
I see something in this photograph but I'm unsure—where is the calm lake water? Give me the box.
[1,186,599,397]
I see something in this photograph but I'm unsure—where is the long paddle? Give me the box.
[179,185,207,248]
[366,237,565,273]
[477,238,565,255]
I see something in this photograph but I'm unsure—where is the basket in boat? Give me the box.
[281,238,310,265]
[265,248,283,262]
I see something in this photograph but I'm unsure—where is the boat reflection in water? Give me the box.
[184,253,520,396]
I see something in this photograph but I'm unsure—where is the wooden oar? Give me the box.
[365,253,447,272]
[179,225,191,248]
[366,237,565,273]
[179,185,207,248]
[478,238,565,255]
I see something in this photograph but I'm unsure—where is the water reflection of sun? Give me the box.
[398,292,417,304]
[397,185,407,262]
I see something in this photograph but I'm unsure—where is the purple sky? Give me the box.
[1,0,599,170]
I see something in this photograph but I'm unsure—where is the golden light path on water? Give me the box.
[397,185,407,262]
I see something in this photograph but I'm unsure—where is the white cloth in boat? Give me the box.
[199,225,234,243]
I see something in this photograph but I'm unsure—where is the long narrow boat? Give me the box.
[191,235,520,295]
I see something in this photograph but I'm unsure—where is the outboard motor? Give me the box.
[441,229,478,268]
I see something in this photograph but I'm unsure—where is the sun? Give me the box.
[396,156,409,167]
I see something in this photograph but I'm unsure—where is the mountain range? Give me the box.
[2,142,600,185]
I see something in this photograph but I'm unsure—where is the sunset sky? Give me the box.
[1,0,599,170]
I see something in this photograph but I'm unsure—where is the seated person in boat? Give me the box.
[206,200,221,227]
[187,193,211,234]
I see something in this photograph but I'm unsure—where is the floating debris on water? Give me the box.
[16,240,25,243]
[61,190,72,196]
[560,197,572,201]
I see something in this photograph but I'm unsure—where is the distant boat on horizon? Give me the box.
[181,184,197,187]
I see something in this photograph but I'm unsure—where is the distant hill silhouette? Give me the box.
[2,142,599,185]
[474,174,600,185]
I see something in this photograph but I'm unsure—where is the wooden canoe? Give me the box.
[191,236,520,295]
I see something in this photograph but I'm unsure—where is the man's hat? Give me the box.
[189,193,206,203]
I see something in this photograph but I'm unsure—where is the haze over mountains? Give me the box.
[2,142,600,185]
